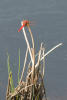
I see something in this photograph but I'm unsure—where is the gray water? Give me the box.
[0,0,67,100]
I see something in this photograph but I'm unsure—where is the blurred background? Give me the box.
[0,0,67,100]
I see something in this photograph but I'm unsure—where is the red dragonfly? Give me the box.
[18,20,35,32]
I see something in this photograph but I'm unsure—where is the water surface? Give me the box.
[0,0,67,100]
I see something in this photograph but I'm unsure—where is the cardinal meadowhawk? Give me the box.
[18,20,35,32]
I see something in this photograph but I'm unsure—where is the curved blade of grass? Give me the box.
[9,72,14,92]
[7,52,14,92]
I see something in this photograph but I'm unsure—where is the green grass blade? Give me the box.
[9,72,14,92]
[7,52,14,92]
[7,53,11,75]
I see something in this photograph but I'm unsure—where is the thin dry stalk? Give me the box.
[31,48,35,82]
[22,26,34,66]
[27,25,34,49]
[20,47,28,82]
[43,48,45,78]
[22,24,35,83]
[41,43,63,61]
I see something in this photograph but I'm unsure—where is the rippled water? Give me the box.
[0,0,67,100]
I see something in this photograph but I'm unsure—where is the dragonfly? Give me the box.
[18,20,35,32]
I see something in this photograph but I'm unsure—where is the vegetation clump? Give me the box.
[6,20,62,100]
